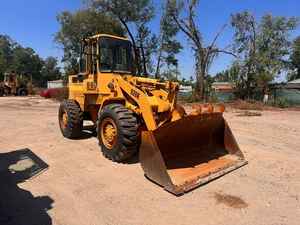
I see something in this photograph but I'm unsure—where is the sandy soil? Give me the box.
[0,96,299,225]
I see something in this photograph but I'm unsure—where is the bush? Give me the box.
[208,93,219,103]
[40,87,68,101]
[231,100,264,111]
[270,98,290,108]
[178,92,200,103]
[53,87,69,101]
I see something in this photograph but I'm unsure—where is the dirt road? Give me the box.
[0,96,299,225]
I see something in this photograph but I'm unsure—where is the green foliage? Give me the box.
[0,34,45,85]
[179,91,199,103]
[169,0,235,101]
[40,57,62,87]
[208,92,220,103]
[256,15,298,85]
[231,11,299,99]
[270,98,290,108]
[214,63,240,83]
[155,0,182,78]
[90,0,154,24]
[136,23,158,74]
[55,9,125,74]
[0,35,14,80]
[0,34,62,87]
[289,36,300,81]
[89,0,156,75]
[160,67,180,81]
[10,46,44,82]
[180,76,195,86]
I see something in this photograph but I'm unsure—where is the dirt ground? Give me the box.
[0,96,299,225]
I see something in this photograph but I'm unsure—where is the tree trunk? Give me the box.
[140,43,148,77]
[194,71,205,101]
[155,49,162,79]
[194,53,205,101]
[245,63,253,99]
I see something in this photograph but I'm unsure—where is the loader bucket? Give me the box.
[140,112,247,195]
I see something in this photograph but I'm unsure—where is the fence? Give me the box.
[272,88,300,105]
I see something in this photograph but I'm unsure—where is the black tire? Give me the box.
[4,87,11,95]
[58,100,83,139]
[17,88,28,96]
[97,104,139,162]
[0,88,4,97]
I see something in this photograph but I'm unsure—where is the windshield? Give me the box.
[99,37,133,73]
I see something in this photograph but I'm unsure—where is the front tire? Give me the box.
[58,100,83,139]
[97,104,139,162]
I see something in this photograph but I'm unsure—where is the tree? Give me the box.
[0,34,62,86]
[89,0,156,76]
[40,57,62,87]
[214,70,230,82]
[214,63,241,83]
[155,0,182,78]
[289,36,300,81]
[169,0,235,100]
[0,35,15,80]
[135,19,157,75]
[213,62,245,96]
[160,66,181,81]
[55,9,125,74]
[231,11,298,98]
[9,46,44,84]
[230,12,256,98]
[257,15,298,92]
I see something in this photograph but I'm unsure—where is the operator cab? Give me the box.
[79,35,134,75]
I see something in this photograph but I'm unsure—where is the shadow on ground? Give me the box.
[0,149,53,225]
[76,125,97,140]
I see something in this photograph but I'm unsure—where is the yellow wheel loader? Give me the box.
[0,72,32,97]
[58,34,247,195]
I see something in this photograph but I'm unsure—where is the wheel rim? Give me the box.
[101,118,118,150]
[61,111,68,129]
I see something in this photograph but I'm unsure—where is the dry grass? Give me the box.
[236,111,262,117]
[228,100,264,111]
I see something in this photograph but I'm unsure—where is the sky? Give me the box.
[0,0,299,79]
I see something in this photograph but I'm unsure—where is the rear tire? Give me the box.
[97,104,139,162]
[58,100,83,139]
[18,88,28,96]
[0,88,4,97]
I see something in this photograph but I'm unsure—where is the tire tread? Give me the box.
[97,103,139,162]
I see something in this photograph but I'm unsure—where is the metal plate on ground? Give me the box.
[0,148,48,182]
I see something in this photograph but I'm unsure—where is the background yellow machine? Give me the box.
[0,72,32,97]
[58,34,247,195]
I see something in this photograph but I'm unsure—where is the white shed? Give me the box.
[47,80,64,89]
